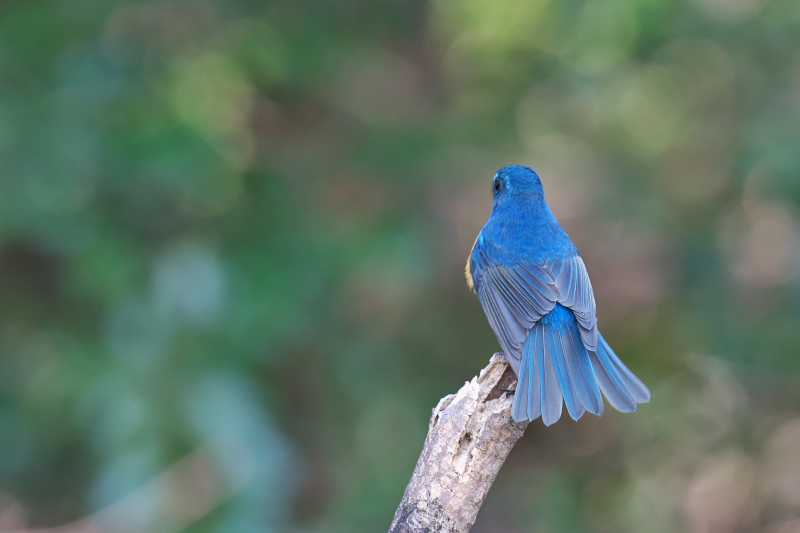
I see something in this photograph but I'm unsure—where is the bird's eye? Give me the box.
[494,179,501,193]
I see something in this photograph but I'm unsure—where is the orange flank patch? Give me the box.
[466,233,480,292]
[465,254,474,291]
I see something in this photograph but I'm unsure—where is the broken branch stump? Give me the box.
[388,353,529,533]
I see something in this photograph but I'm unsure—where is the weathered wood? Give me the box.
[388,353,529,533]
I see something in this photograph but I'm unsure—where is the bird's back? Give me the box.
[473,194,577,274]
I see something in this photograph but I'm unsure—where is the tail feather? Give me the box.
[546,325,585,421]
[540,327,563,426]
[599,333,651,403]
[565,327,603,416]
[589,350,636,412]
[590,332,652,412]
[512,331,540,422]
[511,310,649,424]
[513,323,563,424]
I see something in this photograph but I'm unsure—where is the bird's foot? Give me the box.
[500,387,515,397]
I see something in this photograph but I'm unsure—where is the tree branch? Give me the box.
[388,353,529,533]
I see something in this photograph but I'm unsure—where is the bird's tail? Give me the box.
[511,308,650,425]
[590,332,651,412]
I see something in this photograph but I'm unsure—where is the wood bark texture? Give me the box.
[388,353,529,533]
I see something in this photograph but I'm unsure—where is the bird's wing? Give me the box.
[551,255,598,351]
[470,244,559,369]
[471,246,598,369]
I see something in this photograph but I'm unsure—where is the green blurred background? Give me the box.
[1,0,800,532]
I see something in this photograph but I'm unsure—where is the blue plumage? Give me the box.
[468,165,650,424]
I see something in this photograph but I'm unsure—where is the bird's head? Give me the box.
[492,165,543,203]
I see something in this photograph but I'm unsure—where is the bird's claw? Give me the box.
[500,387,515,397]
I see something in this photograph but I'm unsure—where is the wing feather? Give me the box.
[555,256,598,351]
[471,239,599,370]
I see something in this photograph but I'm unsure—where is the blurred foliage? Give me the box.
[1,0,800,532]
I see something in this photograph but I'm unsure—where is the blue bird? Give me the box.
[466,165,650,425]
